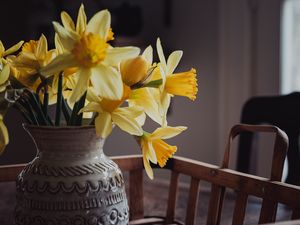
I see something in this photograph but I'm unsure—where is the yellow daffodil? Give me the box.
[121,45,158,87]
[0,40,22,153]
[139,126,187,179]
[155,38,198,126]
[120,56,149,86]
[0,40,24,66]
[41,6,140,104]
[47,34,78,105]
[0,114,9,154]
[79,85,143,138]
[120,46,162,124]
[7,35,55,91]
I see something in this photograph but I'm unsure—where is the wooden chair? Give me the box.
[236,92,300,185]
[1,124,300,225]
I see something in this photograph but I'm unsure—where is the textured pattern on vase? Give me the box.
[21,160,119,177]
[15,207,129,225]
[15,159,129,225]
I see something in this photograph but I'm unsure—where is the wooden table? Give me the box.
[0,179,292,225]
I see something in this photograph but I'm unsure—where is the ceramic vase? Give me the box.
[15,125,129,225]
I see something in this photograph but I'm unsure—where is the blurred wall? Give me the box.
[0,0,283,177]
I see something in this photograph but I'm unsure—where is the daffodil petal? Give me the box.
[79,102,102,114]
[90,65,123,100]
[151,126,187,140]
[55,34,64,54]
[83,112,93,119]
[135,112,146,127]
[76,4,87,35]
[141,138,157,164]
[161,91,171,126]
[167,50,182,75]
[0,64,10,86]
[95,112,112,138]
[142,45,153,65]
[53,21,78,52]
[3,41,24,57]
[61,11,75,31]
[147,141,158,164]
[0,86,6,93]
[0,41,4,55]
[45,50,57,65]
[36,34,48,60]
[86,87,102,103]
[104,47,140,67]
[0,117,9,154]
[129,88,162,125]
[156,38,167,73]
[18,51,36,61]
[159,63,167,87]
[143,150,154,180]
[69,68,91,104]
[40,53,77,77]
[87,9,110,39]
[112,107,143,136]
[114,106,144,118]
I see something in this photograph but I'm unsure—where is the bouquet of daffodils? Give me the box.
[0,5,197,179]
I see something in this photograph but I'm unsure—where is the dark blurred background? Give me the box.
[0,0,287,180]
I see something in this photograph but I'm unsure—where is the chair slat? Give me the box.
[206,184,225,225]
[259,200,277,224]
[112,155,144,171]
[166,171,180,223]
[129,169,144,220]
[185,177,200,225]
[232,192,248,225]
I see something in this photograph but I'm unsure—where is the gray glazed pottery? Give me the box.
[15,125,129,225]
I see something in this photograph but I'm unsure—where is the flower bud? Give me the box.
[120,56,148,87]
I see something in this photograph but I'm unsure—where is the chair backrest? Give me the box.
[236,92,300,185]
[1,124,300,225]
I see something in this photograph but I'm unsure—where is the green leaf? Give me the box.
[142,79,163,88]
[55,73,63,126]
[62,97,71,125]
[69,91,87,126]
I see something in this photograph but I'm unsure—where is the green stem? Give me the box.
[13,103,34,124]
[62,97,71,125]
[23,91,48,125]
[69,102,79,126]
[18,99,39,125]
[75,91,87,126]
[55,73,63,126]
[36,87,53,126]
[69,91,87,126]
[43,86,49,116]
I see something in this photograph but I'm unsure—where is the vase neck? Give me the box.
[23,125,105,155]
